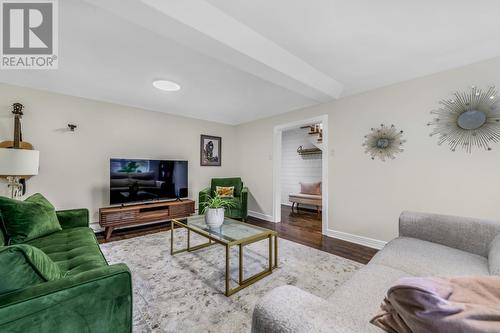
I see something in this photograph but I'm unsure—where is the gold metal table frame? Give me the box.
[170,217,278,296]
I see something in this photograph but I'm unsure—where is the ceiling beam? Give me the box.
[86,0,343,102]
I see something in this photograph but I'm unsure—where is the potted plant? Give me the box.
[200,194,237,228]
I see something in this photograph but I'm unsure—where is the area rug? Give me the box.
[100,229,363,333]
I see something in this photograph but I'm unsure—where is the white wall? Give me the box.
[0,84,238,228]
[3,57,500,245]
[236,56,500,244]
[280,129,322,205]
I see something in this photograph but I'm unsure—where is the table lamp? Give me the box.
[0,148,39,198]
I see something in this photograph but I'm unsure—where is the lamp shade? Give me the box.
[0,149,39,176]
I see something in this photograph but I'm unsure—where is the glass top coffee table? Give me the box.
[170,215,278,296]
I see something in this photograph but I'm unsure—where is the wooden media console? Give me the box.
[99,199,195,241]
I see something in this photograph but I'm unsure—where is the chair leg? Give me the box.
[296,203,300,213]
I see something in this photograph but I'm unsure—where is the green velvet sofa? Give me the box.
[199,177,248,220]
[0,208,132,333]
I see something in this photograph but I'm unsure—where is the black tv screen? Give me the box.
[110,159,188,205]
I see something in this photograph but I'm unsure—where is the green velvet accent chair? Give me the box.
[199,177,248,220]
[0,208,132,333]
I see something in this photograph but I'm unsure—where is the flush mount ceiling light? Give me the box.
[152,80,181,92]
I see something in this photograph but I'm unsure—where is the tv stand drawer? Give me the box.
[169,201,195,216]
[138,210,170,222]
[100,211,137,226]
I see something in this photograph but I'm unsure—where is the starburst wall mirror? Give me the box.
[428,86,500,153]
[362,124,405,161]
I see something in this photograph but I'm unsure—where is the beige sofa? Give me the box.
[252,211,500,333]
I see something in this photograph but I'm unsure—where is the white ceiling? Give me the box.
[1,0,500,124]
[206,0,500,96]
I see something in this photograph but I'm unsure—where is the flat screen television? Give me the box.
[110,158,188,205]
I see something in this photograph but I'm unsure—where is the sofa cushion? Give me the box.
[0,244,64,294]
[0,193,62,245]
[325,264,411,333]
[26,227,107,276]
[399,211,500,258]
[370,237,490,276]
[253,285,349,333]
[489,234,500,275]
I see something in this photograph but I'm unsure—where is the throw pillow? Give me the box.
[300,182,321,195]
[371,276,500,333]
[216,186,235,198]
[489,234,500,275]
[0,244,64,294]
[0,193,62,245]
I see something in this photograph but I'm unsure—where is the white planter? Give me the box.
[205,208,225,229]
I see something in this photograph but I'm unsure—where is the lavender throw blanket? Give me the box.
[371,276,500,333]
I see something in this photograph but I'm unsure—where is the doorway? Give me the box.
[272,115,328,235]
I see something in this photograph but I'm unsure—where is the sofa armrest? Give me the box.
[399,211,500,257]
[198,187,211,214]
[252,285,344,333]
[56,209,89,229]
[0,263,132,333]
[241,187,248,219]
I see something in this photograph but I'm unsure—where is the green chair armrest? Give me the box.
[198,187,211,214]
[0,263,132,333]
[241,187,248,219]
[56,209,89,229]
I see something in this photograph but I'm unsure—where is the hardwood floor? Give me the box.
[97,204,378,264]
[246,205,377,264]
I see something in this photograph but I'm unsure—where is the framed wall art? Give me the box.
[200,134,222,166]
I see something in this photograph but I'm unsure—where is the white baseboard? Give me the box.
[326,229,387,250]
[248,210,275,222]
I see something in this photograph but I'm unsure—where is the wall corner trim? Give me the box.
[326,229,387,250]
[248,210,275,222]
